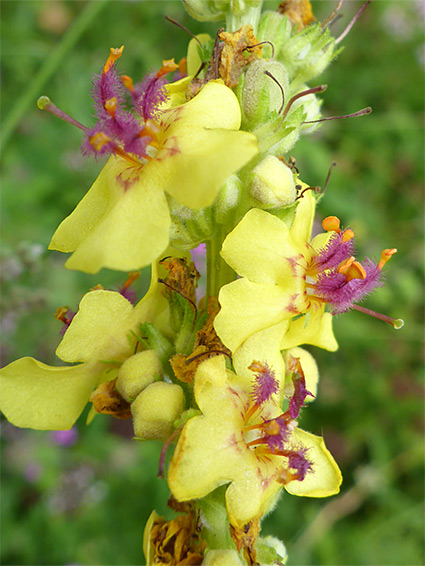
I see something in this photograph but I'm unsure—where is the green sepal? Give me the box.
[197,486,235,551]
[174,408,202,429]
[175,295,198,355]
[256,535,287,565]
[139,322,174,368]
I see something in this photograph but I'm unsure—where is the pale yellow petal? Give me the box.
[168,408,244,502]
[164,80,242,130]
[49,156,122,253]
[0,358,97,430]
[280,308,338,352]
[186,34,211,76]
[215,278,304,352]
[221,208,304,284]
[52,162,170,273]
[311,231,332,252]
[163,77,192,108]
[153,81,258,208]
[159,128,258,209]
[225,459,283,528]
[290,188,315,245]
[285,429,342,497]
[56,290,135,364]
[233,320,290,395]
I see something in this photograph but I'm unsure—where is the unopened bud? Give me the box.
[183,0,262,28]
[203,550,244,566]
[131,382,184,440]
[291,84,323,133]
[250,155,296,208]
[241,60,289,129]
[116,350,162,402]
[214,174,242,223]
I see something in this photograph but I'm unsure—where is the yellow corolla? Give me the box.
[49,80,258,274]
[0,266,166,430]
[214,190,337,353]
[168,356,342,529]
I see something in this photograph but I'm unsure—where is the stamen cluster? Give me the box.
[244,360,314,483]
[82,47,175,160]
[308,216,396,313]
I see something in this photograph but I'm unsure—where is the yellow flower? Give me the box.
[0,265,166,430]
[214,190,337,353]
[168,356,341,529]
[49,80,258,274]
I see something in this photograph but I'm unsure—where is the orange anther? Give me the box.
[178,57,187,75]
[344,261,366,282]
[104,97,117,118]
[55,306,69,322]
[337,256,355,275]
[322,216,341,233]
[156,58,179,78]
[263,420,281,436]
[103,45,124,74]
[90,284,104,291]
[138,119,162,141]
[121,75,134,92]
[342,228,355,242]
[378,248,397,270]
[248,361,267,374]
[89,131,111,151]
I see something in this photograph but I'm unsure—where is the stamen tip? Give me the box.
[393,318,404,330]
[37,95,51,110]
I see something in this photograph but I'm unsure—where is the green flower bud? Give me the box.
[203,550,244,565]
[183,0,263,31]
[169,198,214,251]
[257,12,341,87]
[116,350,162,402]
[249,155,296,209]
[289,84,323,134]
[256,535,287,566]
[257,10,292,58]
[131,382,184,440]
[214,174,242,224]
[240,59,289,130]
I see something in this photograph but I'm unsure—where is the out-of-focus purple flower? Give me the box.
[191,243,206,276]
[117,270,140,304]
[50,427,78,446]
[24,462,42,483]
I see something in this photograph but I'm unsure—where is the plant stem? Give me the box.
[1,0,110,156]
[206,224,236,302]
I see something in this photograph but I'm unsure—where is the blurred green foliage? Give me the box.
[1,1,424,565]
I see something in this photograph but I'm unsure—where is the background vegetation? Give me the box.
[1,1,424,564]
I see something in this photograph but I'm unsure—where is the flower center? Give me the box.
[38,46,179,167]
[299,216,401,326]
[239,359,314,483]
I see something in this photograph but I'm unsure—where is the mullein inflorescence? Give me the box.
[1,1,403,564]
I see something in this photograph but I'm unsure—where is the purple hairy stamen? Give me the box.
[288,374,315,419]
[315,257,384,314]
[314,232,356,271]
[131,73,169,120]
[249,361,280,405]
